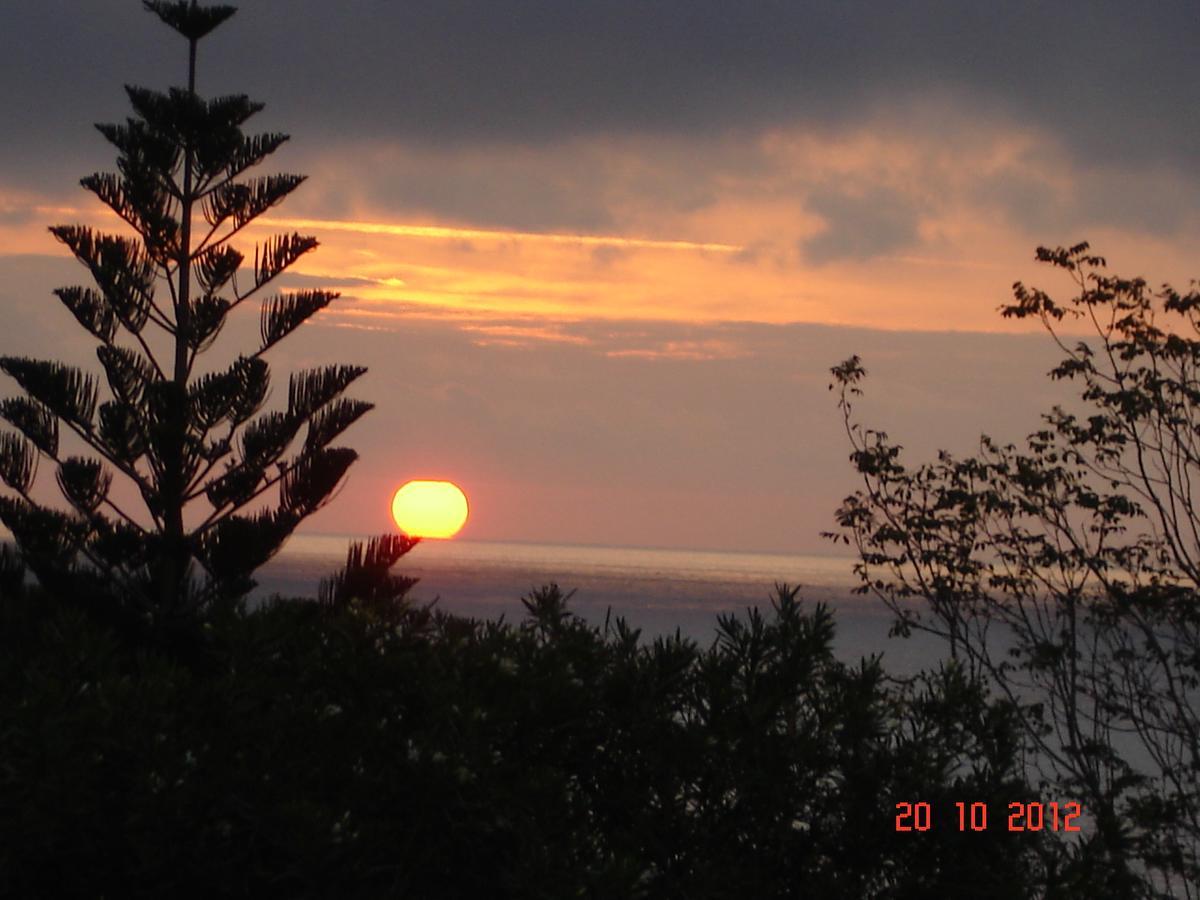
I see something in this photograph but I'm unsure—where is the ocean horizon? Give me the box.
[254,533,948,675]
[0,530,958,674]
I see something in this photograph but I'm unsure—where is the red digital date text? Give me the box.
[895,801,1083,832]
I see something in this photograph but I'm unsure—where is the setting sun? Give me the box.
[390,480,470,538]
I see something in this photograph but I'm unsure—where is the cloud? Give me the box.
[275,271,388,290]
[4,5,1199,341]
[802,186,922,264]
[0,206,36,227]
[3,1,1197,178]
[260,215,741,253]
[459,323,592,348]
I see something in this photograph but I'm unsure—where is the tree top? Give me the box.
[143,1,237,42]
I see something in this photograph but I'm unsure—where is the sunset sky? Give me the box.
[2,1,1198,554]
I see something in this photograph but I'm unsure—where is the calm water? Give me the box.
[253,534,946,674]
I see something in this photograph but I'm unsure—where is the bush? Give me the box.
[1,581,1053,898]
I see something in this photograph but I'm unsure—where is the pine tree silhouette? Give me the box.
[0,1,416,629]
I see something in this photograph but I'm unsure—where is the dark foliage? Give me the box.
[0,579,1057,899]
[830,243,1200,898]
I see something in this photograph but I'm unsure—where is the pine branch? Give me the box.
[1,489,148,601]
[56,456,113,515]
[194,92,264,130]
[0,397,59,456]
[80,171,179,263]
[318,533,420,607]
[188,368,239,432]
[0,495,82,587]
[305,398,373,451]
[134,275,176,334]
[196,506,299,592]
[95,120,181,200]
[54,287,117,343]
[196,443,353,535]
[1,360,155,510]
[353,533,418,571]
[88,515,153,572]
[0,358,98,430]
[288,365,367,419]
[97,400,148,468]
[240,410,302,469]
[161,261,181,322]
[95,498,148,537]
[143,1,237,41]
[70,419,159,526]
[121,86,197,137]
[50,226,155,335]
[122,86,265,190]
[200,132,290,195]
[140,381,182,465]
[184,358,271,446]
[203,408,304,511]
[247,233,319,297]
[194,94,268,186]
[185,446,227,495]
[203,460,266,511]
[130,325,170,380]
[0,432,38,494]
[184,432,233,500]
[193,244,243,295]
[258,290,337,353]
[135,476,166,530]
[202,174,306,233]
[279,446,357,517]
[187,293,232,352]
[97,345,158,407]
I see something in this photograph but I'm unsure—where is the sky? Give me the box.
[1,1,1199,555]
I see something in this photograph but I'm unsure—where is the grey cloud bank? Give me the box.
[3,1,1197,171]
[4,1,1198,254]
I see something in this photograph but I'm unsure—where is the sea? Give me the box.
[253,534,948,676]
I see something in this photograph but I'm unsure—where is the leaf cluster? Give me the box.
[829,243,1200,897]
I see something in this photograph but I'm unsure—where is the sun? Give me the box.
[390,480,469,538]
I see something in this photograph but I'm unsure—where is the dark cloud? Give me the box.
[276,271,382,290]
[2,0,1197,180]
[590,244,628,267]
[803,186,922,264]
[967,162,1200,240]
[0,207,37,227]
[302,146,620,233]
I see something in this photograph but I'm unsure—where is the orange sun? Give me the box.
[390,480,469,538]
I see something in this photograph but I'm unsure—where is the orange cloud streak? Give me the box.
[259,216,742,254]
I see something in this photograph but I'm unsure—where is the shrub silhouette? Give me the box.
[0,582,1053,898]
[0,1,412,635]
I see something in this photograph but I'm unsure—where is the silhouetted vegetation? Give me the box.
[0,1,407,645]
[831,243,1200,898]
[0,3,1153,897]
[2,576,1060,898]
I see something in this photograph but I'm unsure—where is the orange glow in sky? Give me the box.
[259,215,743,254]
[390,480,470,538]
